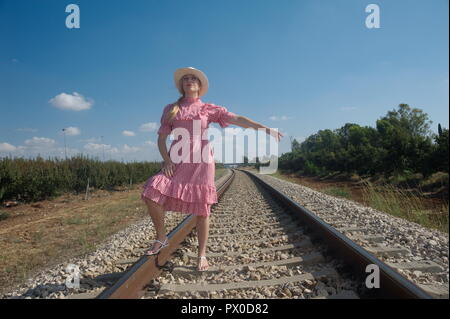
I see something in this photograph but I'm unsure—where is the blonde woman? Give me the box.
[141,67,283,271]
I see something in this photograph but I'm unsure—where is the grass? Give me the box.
[322,187,352,199]
[420,172,449,191]
[0,211,10,221]
[31,231,44,243]
[63,216,88,225]
[77,231,96,252]
[215,168,227,180]
[360,179,449,233]
[267,170,301,184]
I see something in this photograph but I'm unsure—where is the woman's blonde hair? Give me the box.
[165,77,201,123]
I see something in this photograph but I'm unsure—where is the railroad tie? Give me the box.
[210,214,292,224]
[182,235,307,251]
[386,260,444,273]
[208,225,302,238]
[365,245,410,258]
[417,283,449,299]
[210,216,295,228]
[66,289,103,299]
[347,234,385,243]
[183,239,314,259]
[210,221,294,233]
[337,226,369,234]
[311,290,360,299]
[158,268,339,294]
[172,252,325,276]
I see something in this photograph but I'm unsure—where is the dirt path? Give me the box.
[0,187,138,234]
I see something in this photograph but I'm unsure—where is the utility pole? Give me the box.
[101,136,105,161]
[62,128,67,159]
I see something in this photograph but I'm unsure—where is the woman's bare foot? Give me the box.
[198,256,209,271]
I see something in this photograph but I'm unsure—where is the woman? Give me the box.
[141,67,283,271]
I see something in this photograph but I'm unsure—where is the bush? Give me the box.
[303,161,321,176]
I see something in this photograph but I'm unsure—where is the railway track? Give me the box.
[82,168,433,299]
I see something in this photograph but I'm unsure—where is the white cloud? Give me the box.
[53,147,80,157]
[144,140,157,147]
[63,127,81,136]
[84,143,103,151]
[0,138,155,161]
[122,130,136,137]
[270,115,292,121]
[139,122,158,132]
[123,144,140,153]
[84,143,119,154]
[49,92,94,111]
[24,137,56,149]
[0,142,17,152]
[81,137,101,143]
[0,136,83,159]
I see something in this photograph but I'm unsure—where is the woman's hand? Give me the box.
[268,128,284,142]
[230,115,284,142]
[161,159,176,178]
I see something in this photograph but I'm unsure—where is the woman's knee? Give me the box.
[144,198,164,211]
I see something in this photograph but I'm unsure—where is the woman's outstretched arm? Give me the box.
[228,115,284,142]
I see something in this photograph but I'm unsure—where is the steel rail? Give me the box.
[96,169,236,299]
[241,169,432,299]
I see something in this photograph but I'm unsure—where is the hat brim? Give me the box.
[174,67,209,97]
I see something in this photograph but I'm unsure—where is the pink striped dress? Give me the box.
[140,96,237,217]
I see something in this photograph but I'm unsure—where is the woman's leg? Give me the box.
[196,215,210,270]
[144,198,167,253]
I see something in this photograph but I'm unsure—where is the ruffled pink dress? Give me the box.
[140,96,237,217]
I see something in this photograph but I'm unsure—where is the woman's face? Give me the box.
[181,74,201,96]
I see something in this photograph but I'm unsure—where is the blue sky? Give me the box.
[0,0,448,163]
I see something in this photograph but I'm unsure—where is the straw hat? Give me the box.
[174,67,209,97]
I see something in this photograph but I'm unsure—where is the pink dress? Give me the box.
[140,96,237,217]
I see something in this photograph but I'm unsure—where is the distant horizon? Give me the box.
[0,150,278,164]
[0,101,446,163]
[1,0,448,163]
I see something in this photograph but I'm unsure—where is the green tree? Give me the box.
[376,104,433,176]
[291,138,301,153]
[344,125,381,175]
[433,127,449,173]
